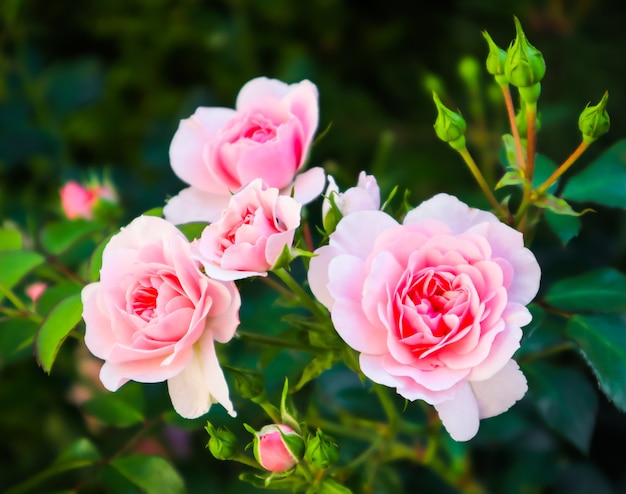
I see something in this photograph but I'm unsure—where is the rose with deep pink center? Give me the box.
[308,193,541,441]
[82,215,241,419]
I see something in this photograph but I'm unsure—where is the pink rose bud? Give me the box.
[26,282,47,303]
[252,424,304,473]
[60,181,116,220]
[322,171,380,233]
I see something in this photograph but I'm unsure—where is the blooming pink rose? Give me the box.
[164,77,325,224]
[82,215,241,419]
[308,193,540,441]
[60,181,115,220]
[26,282,47,303]
[322,171,380,231]
[193,179,301,281]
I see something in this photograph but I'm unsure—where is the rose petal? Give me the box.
[471,359,527,419]
[434,382,480,441]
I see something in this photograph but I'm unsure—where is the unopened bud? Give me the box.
[504,17,546,97]
[205,422,237,460]
[252,424,304,473]
[579,91,610,143]
[432,92,467,151]
[482,31,508,85]
[305,429,340,469]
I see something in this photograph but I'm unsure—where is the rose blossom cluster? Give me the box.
[82,77,323,418]
[81,76,540,442]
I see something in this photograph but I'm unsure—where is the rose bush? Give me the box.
[81,215,241,419]
[163,76,325,224]
[193,179,302,281]
[308,193,541,441]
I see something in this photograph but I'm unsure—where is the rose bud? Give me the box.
[252,424,304,472]
[205,422,238,461]
[305,429,340,469]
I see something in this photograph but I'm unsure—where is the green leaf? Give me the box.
[562,139,626,209]
[532,192,589,216]
[109,455,185,494]
[293,352,338,392]
[544,210,581,245]
[566,313,626,412]
[34,293,83,373]
[89,233,113,282]
[532,153,559,193]
[177,221,208,242]
[0,317,39,364]
[0,250,44,290]
[40,219,104,255]
[83,383,145,427]
[5,438,100,494]
[524,362,597,453]
[0,227,22,251]
[545,268,626,312]
[495,170,525,189]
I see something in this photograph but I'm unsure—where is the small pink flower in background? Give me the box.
[163,77,325,224]
[252,424,305,473]
[193,179,301,281]
[60,181,116,220]
[81,215,240,419]
[26,282,47,303]
[308,193,540,441]
[322,171,380,231]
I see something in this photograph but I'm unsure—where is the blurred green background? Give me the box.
[2,0,626,492]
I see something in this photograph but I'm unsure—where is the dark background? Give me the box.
[2,0,626,492]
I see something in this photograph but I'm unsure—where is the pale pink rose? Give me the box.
[60,181,116,220]
[163,77,325,224]
[193,179,301,281]
[82,215,241,419]
[308,193,540,441]
[322,171,380,231]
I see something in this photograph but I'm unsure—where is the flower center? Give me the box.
[131,286,158,321]
[240,118,277,143]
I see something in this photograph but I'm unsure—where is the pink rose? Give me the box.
[82,215,241,419]
[193,179,301,281]
[164,77,325,224]
[322,171,380,232]
[26,282,47,303]
[308,193,540,441]
[60,181,115,220]
[252,424,305,473]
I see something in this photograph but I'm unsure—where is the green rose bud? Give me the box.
[579,91,610,144]
[504,17,545,103]
[482,30,508,85]
[458,56,481,89]
[305,429,340,469]
[205,422,238,460]
[432,91,467,151]
[228,365,266,402]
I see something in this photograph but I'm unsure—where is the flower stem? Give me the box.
[525,101,538,183]
[500,83,527,173]
[236,330,331,354]
[536,140,590,194]
[457,147,508,220]
[273,268,329,322]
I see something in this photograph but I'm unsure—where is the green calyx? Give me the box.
[205,422,238,460]
[579,91,610,143]
[482,30,507,80]
[504,16,546,90]
[305,429,340,469]
[432,91,467,151]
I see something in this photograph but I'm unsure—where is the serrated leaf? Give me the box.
[533,192,587,216]
[83,382,145,427]
[524,362,597,453]
[545,268,626,312]
[0,227,22,251]
[40,219,105,255]
[566,313,626,412]
[109,455,185,494]
[293,352,337,392]
[544,210,581,245]
[562,139,626,209]
[34,293,83,373]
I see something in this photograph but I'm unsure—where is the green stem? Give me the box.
[273,268,329,323]
[232,452,263,469]
[525,102,538,183]
[500,83,527,173]
[373,384,399,434]
[518,341,576,363]
[236,330,331,354]
[536,140,590,194]
[458,148,508,220]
